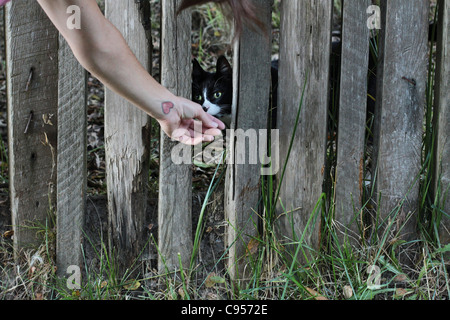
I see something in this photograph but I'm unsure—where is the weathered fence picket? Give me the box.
[224,0,273,280]
[372,0,429,248]
[56,34,87,275]
[334,0,371,245]
[5,0,59,254]
[158,0,193,272]
[276,0,332,261]
[434,0,450,249]
[104,0,152,273]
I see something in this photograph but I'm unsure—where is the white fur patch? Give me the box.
[203,88,222,116]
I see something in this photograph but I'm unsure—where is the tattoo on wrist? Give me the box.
[162,101,174,115]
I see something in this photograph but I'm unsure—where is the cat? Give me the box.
[192,56,233,127]
[192,56,278,128]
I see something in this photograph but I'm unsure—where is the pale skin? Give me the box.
[36,0,225,145]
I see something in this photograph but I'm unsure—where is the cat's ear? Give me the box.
[192,59,204,78]
[216,56,232,75]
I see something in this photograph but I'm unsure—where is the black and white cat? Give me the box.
[192,56,279,128]
[192,56,233,127]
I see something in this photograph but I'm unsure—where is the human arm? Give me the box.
[36,0,224,144]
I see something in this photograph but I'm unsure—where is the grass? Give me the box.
[1,143,448,300]
[0,0,449,301]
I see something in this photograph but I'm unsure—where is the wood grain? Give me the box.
[56,34,87,276]
[372,0,429,244]
[276,0,332,261]
[434,0,450,249]
[105,0,151,273]
[158,0,193,272]
[224,0,272,280]
[5,0,59,253]
[334,0,371,245]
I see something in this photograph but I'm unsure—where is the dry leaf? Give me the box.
[124,279,141,290]
[42,113,54,126]
[206,292,219,300]
[42,132,49,146]
[246,238,259,256]
[343,285,353,299]
[178,287,185,298]
[396,288,407,296]
[30,266,36,275]
[2,230,13,238]
[394,274,407,282]
[306,287,328,300]
[205,273,215,288]
[72,290,81,298]
[205,273,225,288]
[395,288,411,298]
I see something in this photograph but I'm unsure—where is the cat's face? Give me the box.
[192,56,232,124]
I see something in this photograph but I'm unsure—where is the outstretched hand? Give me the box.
[157,96,225,145]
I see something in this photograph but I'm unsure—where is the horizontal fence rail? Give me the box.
[1,0,449,284]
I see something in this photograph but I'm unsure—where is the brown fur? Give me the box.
[177,0,265,36]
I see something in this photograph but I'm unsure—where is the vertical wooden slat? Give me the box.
[105,0,151,273]
[334,0,371,244]
[5,0,58,252]
[434,0,450,248]
[158,0,192,272]
[276,1,332,261]
[56,34,87,275]
[372,1,429,244]
[224,0,272,280]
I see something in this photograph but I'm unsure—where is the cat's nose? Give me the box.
[202,106,209,112]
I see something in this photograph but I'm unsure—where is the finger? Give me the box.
[208,114,226,130]
[179,134,212,145]
[187,120,223,136]
[180,121,205,136]
[185,128,216,143]
[170,127,191,141]
[171,127,215,145]
[192,106,226,130]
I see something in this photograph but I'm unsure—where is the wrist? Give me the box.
[139,85,179,122]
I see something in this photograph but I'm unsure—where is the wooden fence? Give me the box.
[2,0,449,281]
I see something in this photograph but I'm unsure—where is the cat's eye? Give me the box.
[213,91,222,99]
[195,95,203,101]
